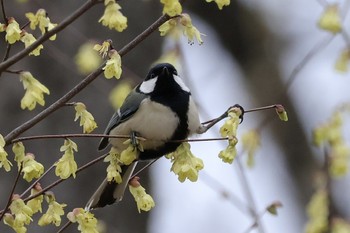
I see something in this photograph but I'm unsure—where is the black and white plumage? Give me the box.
[86,63,205,210]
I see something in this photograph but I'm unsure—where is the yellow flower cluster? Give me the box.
[93,40,111,58]
[318,4,342,34]
[159,13,204,45]
[75,42,102,75]
[38,192,67,227]
[166,142,204,182]
[218,107,242,164]
[99,0,127,32]
[103,50,123,79]
[67,208,99,233]
[313,111,350,176]
[4,195,33,233]
[3,17,22,44]
[160,0,182,17]
[12,142,25,168]
[55,139,78,179]
[26,184,44,214]
[335,49,350,73]
[19,71,50,111]
[74,102,98,134]
[0,134,12,172]
[241,130,261,167]
[25,8,57,40]
[129,178,155,213]
[305,189,329,233]
[22,153,45,182]
[206,0,230,10]
[20,32,44,56]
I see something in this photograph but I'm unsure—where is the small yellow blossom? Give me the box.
[5,17,22,44]
[161,0,182,17]
[3,213,27,233]
[47,21,57,41]
[38,192,66,227]
[329,143,350,177]
[206,0,230,10]
[103,50,122,79]
[109,82,132,110]
[0,134,12,172]
[12,142,25,168]
[9,195,34,227]
[99,1,127,32]
[332,218,350,233]
[180,14,204,45]
[20,71,50,110]
[55,139,78,179]
[26,183,44,214]
[275,105,288,121]
[75,42,103,74]
[335,49,350,73]
[128,178,155,213]
[305,189,329,233]
[159,18,178,36]
[74,102,98,134]
[318,4,342,34]
[22,153,44,182]
[167,142,204,182]
[93,40,111,58]
[241,130,260,167]
[20,31,44,56]
[25,9,57,40]
[218,137,238,164]
[120,140,138,165]
[220,107,242,137]
[104,147,122,183]
[67,208,99,233]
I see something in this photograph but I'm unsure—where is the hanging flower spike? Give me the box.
[205,0,230,10]
[241,130,261,167]
[19,71,50,111]
[120,140,139,165]
[67,208,99,233]
[167,142,204,182]
[99,0,127,32]
[26,183,44,214]
[5,17,22,44]
[22,153,44,182]
[12,142,25,169]
[20,31,44,56]
[75,42,103,75]
[220,106,242,137]
[218,136,238,164]
[55,139,78,179]
[318,4,342,34]
[25,9,58,40]
[103,50,122,79]
[38,192,67,227]
[159,18,178,36]
[9,194,33,229]
[0,134,12,172]
[179,14,204,45]
[104,147,123,183]
[93,40,111,58]
[160,0,182,17]
[128,177,155,213]
[74,102,98,134]
[3,213,27,233]
[305,189,329,233]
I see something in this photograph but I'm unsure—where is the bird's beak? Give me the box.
[161,67,170,76]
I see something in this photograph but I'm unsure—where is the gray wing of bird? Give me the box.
[98,89,148,150]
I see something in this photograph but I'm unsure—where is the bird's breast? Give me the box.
[109,98,180,151]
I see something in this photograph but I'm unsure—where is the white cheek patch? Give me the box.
[139,77,157,94]
[174,75,190,92]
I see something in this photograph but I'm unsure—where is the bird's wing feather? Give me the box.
[98,89,148,150]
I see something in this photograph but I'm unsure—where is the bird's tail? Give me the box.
[85,161,138,210]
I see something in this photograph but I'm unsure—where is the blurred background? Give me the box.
[0,0,350,232]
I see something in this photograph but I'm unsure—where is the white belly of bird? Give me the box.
[109,98,180,151]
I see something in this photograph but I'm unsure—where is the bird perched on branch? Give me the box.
[86,63,207,209]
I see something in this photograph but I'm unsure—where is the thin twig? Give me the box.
[56,220,72,233]
[131,159,160,179]
[0,0,7,23]
[0,166,23,221]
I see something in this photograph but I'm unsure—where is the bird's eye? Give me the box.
[173,70,178,76]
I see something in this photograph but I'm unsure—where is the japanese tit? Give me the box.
[86,63,206,210]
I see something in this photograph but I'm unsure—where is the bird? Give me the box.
[86,63,206,210]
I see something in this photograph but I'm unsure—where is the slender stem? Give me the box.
[0,166,23,221]
[235,157,266,233]
[56,221,72,233]
[20,164,56,198]
[0,0,100,73]
[131,159,160,179]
